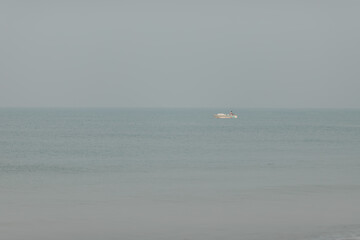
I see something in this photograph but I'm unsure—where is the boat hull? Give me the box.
[214,114,238,119]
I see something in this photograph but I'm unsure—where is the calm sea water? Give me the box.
[1,108,360,240]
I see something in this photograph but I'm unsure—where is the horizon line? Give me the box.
[1,106,359,110]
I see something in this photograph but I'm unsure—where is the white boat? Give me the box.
[214,113,238,119]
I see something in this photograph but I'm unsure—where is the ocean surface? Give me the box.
[1,108,360,240]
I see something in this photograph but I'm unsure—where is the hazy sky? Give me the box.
[1,1,359,108]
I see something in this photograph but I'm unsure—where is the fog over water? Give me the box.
[1,2,360,240]
[1,1,360,108]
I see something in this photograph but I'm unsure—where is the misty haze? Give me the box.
[1,1,360,240]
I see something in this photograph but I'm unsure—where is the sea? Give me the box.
[1,108,360,240]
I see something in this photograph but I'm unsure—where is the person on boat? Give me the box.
[230,111,233,116]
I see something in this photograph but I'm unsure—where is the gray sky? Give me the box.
[1,1,359,108]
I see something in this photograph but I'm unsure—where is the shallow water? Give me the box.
[1,108,360,240]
